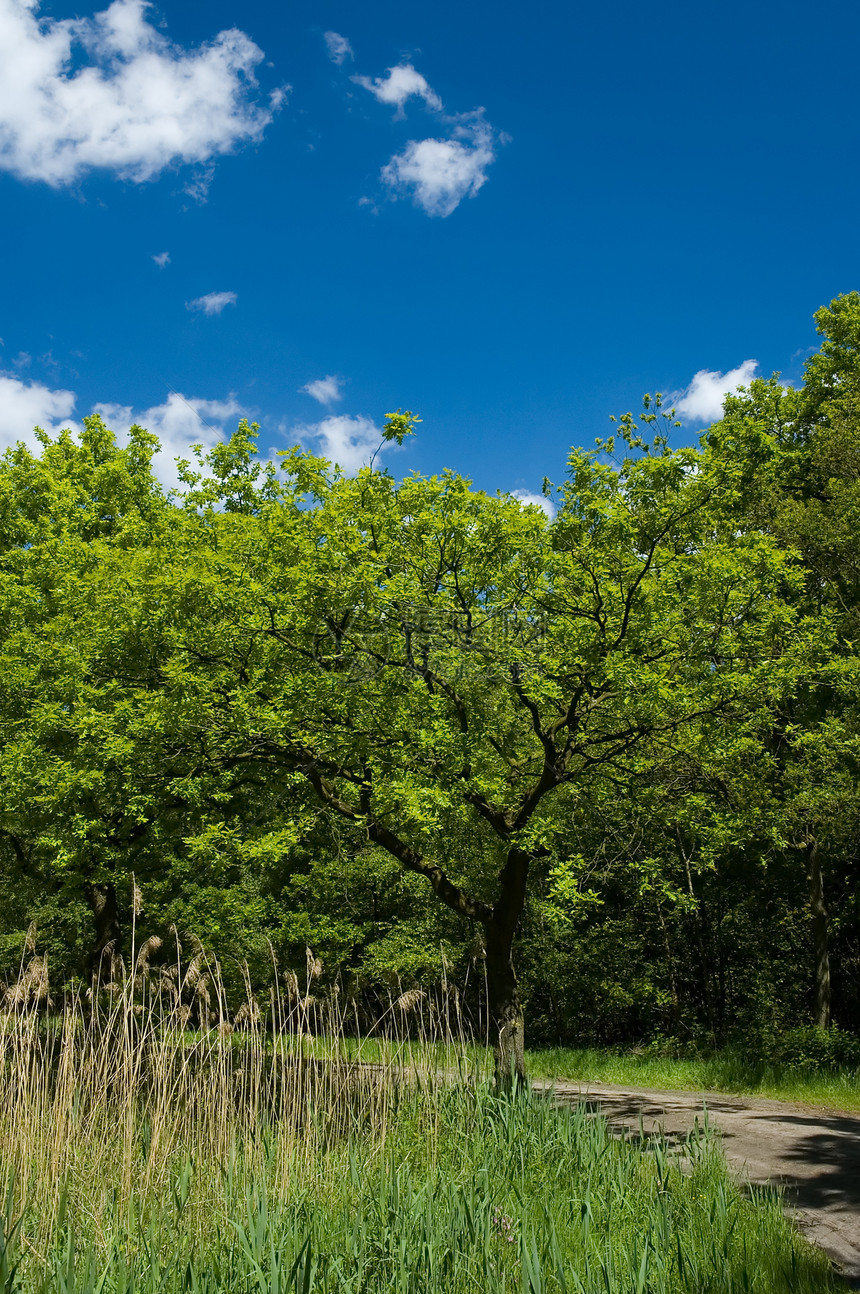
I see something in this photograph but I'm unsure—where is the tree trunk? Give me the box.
[485,847,530,1092]
[805,840,831,1028]
[86,882,121,980]
[485,916,526,1091]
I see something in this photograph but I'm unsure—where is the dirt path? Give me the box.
[535,1080,860,1286]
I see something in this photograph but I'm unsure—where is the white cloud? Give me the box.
[152,250,170,268]
[0,373,402,498]
[296,414,387,473]
[0,0,282,187]
[301,374,344,406]
[95,391,242,488]
[186,290,237,315]
[674,359,759,423]
[381,114,495,217]
[182,164,215,205]
[353,63,442,115]
[0,373,77,449]
[0,373,252,489]
[324,31,353,66]
[511,489,555,520]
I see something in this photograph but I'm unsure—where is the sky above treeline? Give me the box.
[1,0,858,502]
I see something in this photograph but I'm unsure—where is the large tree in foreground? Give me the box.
[152,412,806,1084]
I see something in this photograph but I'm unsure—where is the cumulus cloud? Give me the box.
[511,489,555,520]
[382,114,495,217]
[0,0,282,187]
[353,63,442,115]
[301,374,344,406]
[0,373,77,449]
[95,392,242,488]
[674,359,759,423]
[324,31,353,66]
[296,414,388,473]
[152,251,170,268]
[0,371,246,490]
[186,291,237,315]
[0,373,402,499]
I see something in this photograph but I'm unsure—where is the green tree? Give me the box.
[0,416,175,970]
[144,411,803,1083]
[0,416,293,982]
[699,292,860,1027]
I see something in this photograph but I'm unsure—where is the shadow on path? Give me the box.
[539,1080,860,1288]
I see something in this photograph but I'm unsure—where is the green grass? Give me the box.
[0,1084,844,1293]
[0,951,850,1292]
[232,1031,860,1113]
[526,1046,860,1111]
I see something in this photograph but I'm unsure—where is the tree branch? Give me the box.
[298,759,492,923]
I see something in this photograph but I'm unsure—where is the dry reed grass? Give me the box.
[0,929,842,1293]
[0,927,485,1277]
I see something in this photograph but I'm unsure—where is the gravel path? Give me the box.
[536,1080,860,1287]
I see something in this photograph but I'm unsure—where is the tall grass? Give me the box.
[0,947,844,1292]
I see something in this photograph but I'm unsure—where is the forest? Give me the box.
[2,293,860,1086]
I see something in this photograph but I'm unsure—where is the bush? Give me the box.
[767,1025,860,1071]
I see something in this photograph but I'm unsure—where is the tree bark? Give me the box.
[86,882,121,980]
[805,840,831,1028]
[485,847,530,1092]
[485,916,526,1091]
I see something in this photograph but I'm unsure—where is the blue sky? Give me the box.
[1,0,858,501]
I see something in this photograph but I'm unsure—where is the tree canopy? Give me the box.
[3,296,860,1076]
